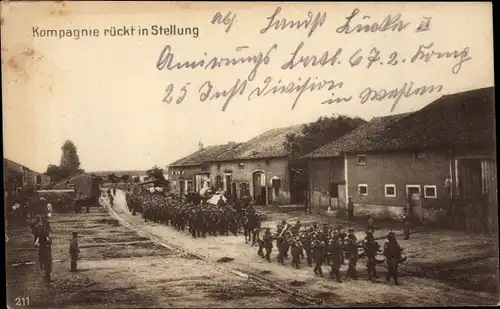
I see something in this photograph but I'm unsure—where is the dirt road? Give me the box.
[108,190,498,306]
[5,207,315,308]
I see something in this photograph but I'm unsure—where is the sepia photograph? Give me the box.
[2,1,498,308]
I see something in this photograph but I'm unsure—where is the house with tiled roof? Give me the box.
[207,125,305,205]
[167,124,305,205]
[303,86,496,230]
[4,158,51,192]
[167,142,244,195]
[302,113,409,212]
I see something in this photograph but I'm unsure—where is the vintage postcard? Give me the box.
[2,1,498,308]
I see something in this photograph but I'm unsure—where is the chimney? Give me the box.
[198,141,204,150]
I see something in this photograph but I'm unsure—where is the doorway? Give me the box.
[406,185,422,222]
[225,174,232,195]
[252,171,266,205]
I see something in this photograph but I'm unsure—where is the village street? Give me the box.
[107,190,498,306]
[5,206,311,308]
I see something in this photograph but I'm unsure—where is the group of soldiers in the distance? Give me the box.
[123,187,407,285]
[124,188,264,240]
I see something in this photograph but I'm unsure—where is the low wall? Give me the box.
[353,203,444,224]
[353,203,405,221]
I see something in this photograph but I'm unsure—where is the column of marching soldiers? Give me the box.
[122,190,406,285]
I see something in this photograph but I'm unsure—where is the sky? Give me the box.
[2,2,494,173]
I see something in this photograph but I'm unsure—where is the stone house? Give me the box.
[167,124,305,205]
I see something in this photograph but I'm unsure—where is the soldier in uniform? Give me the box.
[69,231,80,272]
[312,238,325,277]
[346,231,359,279]
[255,227,265,258]
[190,209,198,238]
[403,215,411,240]
[276,234,287,265]
[327,235,343,283]
[383,231,403,285]
[300,228,313,267]
[290,236,303,269]
[263,227,273,262]
[363,230,380,282]
[43,236,53,282]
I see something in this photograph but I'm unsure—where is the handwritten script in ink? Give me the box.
[155,7,472,112]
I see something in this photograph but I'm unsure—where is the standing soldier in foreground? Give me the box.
[384,232,404,285]
[44,236,53,282]
[312,237,325,277]
[327,235,343,283]
[69,231,80,272]
[363,230,380,282]
[346,230,359,280]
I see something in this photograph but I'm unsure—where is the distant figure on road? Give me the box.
[347,198,354,221]
[69,231,80,272]
[47,201,53,218]
[403,215,411,240]
[367,215,375,232]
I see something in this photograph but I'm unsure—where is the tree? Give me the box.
[120,174,130,183]
[107,173,119,183]
[146,166,170,187]
[59,140,84,178]
[284,114,366,203]
[46,164,63,183]
[146,166,166,182]
[133,176,141,183]
[45,140,84,184]
[284,114,366,159]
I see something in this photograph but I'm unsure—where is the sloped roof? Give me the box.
[168,124,305,166]
[302,113,410,159]
[91,170,148,177]
[168,143,243,167]
[303,86,495,157]
[356,87,495,152]
[224,124,305,160]
[3,157,44,174]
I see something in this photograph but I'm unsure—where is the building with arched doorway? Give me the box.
[166,124,306,206]
[206,124,305,206]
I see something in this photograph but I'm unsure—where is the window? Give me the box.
[186,180,193,192]
[406,185,421,198]
[22,176,28,186]
[36,175,42,185]
[239,182,250,197]
[238,163,245,169]
[217,164,221,170]
[424,185,437,199]
[384,184,396,197]
[215,175,223,189]
[181,171,185,175]
[358,184,368,196]
[357,155,367,166]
